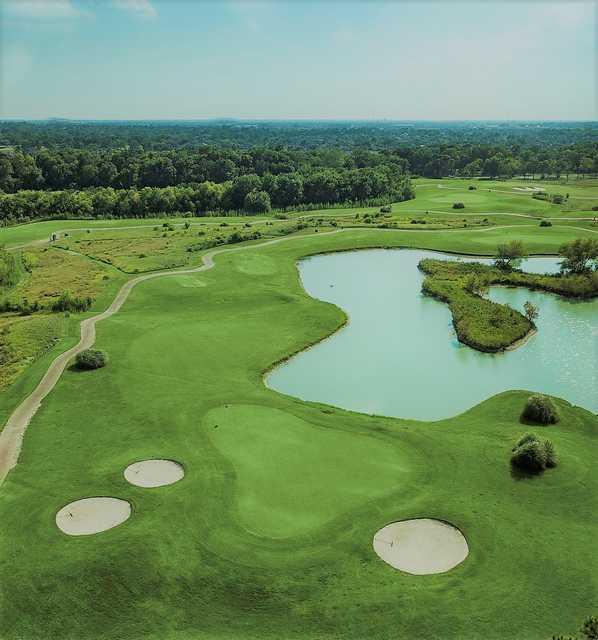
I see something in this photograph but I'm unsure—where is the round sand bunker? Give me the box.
[124,459,184,488]
[56,497,131,536]
[373,518,469,575]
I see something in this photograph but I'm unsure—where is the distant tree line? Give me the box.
[0,171,414,224]
[0,141,596,195]
[0,121,596,223]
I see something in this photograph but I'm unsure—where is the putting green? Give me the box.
[206,404,412,538]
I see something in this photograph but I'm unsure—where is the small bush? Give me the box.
[539,219,552,227]
[510,433,557,473]
[592,205,598,212]
[75,349,107,370]
[380,205,391,213]
[51,291,93,313]
[453,202,465,209]
[468,185,477,190]
[521,394,560,424]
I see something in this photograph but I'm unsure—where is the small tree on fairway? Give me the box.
[521,394,559,424]
[494,241,526,270]
[75,349,108,370]
[523,301,539,323]
[510,433,557,472]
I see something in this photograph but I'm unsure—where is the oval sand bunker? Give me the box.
[124,459,184,488]
[56,497,131,536]
[373,518,469,575]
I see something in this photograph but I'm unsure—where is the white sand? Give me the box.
[56,497,131,535]
[124,459,184,488]
[373,518,469,575]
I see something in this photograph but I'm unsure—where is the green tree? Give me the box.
[559,239,598,274]
[243,189,271,214]
[494,241,526,270]
[524,301,539,323]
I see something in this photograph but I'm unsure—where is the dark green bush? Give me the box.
[380,205,391,213]
[521,394,560,424]
[539,219,552,227]
[75,349,107,370]
[510,433,557,472]
[453,202,465,209]
[51,291,93,313]
[468,185,476,190]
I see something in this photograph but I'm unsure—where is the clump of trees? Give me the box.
[494,240,526,270]
[559,238,598,274]
[51,291,93,313]
[75,349,107,370]
[520,394,560,424]
[452,202,465,209]
[510,432,557,472]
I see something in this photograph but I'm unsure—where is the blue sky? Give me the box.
[1,0,596,120]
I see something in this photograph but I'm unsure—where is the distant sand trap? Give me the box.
[124,459,184,488]
[373,518,469,575]
[56,497,131,535]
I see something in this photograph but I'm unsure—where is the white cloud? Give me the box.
[541,1,595,28]
[112,0,157,18]
[2,0,82,19]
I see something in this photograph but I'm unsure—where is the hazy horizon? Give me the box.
[1,0,597,120]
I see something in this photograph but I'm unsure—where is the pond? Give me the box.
[266,249,598,421]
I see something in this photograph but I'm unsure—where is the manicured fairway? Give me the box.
[0,225,596,640]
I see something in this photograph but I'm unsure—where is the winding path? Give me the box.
[1,222,597,485]
[0,231,342,484]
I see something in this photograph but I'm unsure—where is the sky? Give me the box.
[0,0,596,120]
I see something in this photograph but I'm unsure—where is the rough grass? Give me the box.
[0,314,66,389]
[5,247,111,308]
[0,226,596,640]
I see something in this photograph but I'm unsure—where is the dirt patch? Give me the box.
[373,518,469,575]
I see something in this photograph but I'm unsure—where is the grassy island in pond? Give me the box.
[418,257,598,352]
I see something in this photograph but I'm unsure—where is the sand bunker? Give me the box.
[56,497,131,535]
[373,518,469,575]
[124,459,184,488]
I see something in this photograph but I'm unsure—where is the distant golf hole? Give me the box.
[124,459,185,488]
[373,518,469,575]
[56,497,131,536]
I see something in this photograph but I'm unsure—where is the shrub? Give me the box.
[552,194,565,205]
[468,185,477,190]
[75,349,107,370]
[511,438,547,472]
[543,439,558,468]
[51,291,93,313]
[592,205,598,212]
[521,394,560,424]
[380,205,391,213]
[581,616,598,640]
[539,219,552,227]
[510,433,557,472]
[453,202,465,209]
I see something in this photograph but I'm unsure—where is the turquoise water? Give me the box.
[267,250,598,421]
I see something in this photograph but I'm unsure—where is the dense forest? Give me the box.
[0,121,596,223]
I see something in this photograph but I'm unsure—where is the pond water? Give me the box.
[266,249,598,421]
